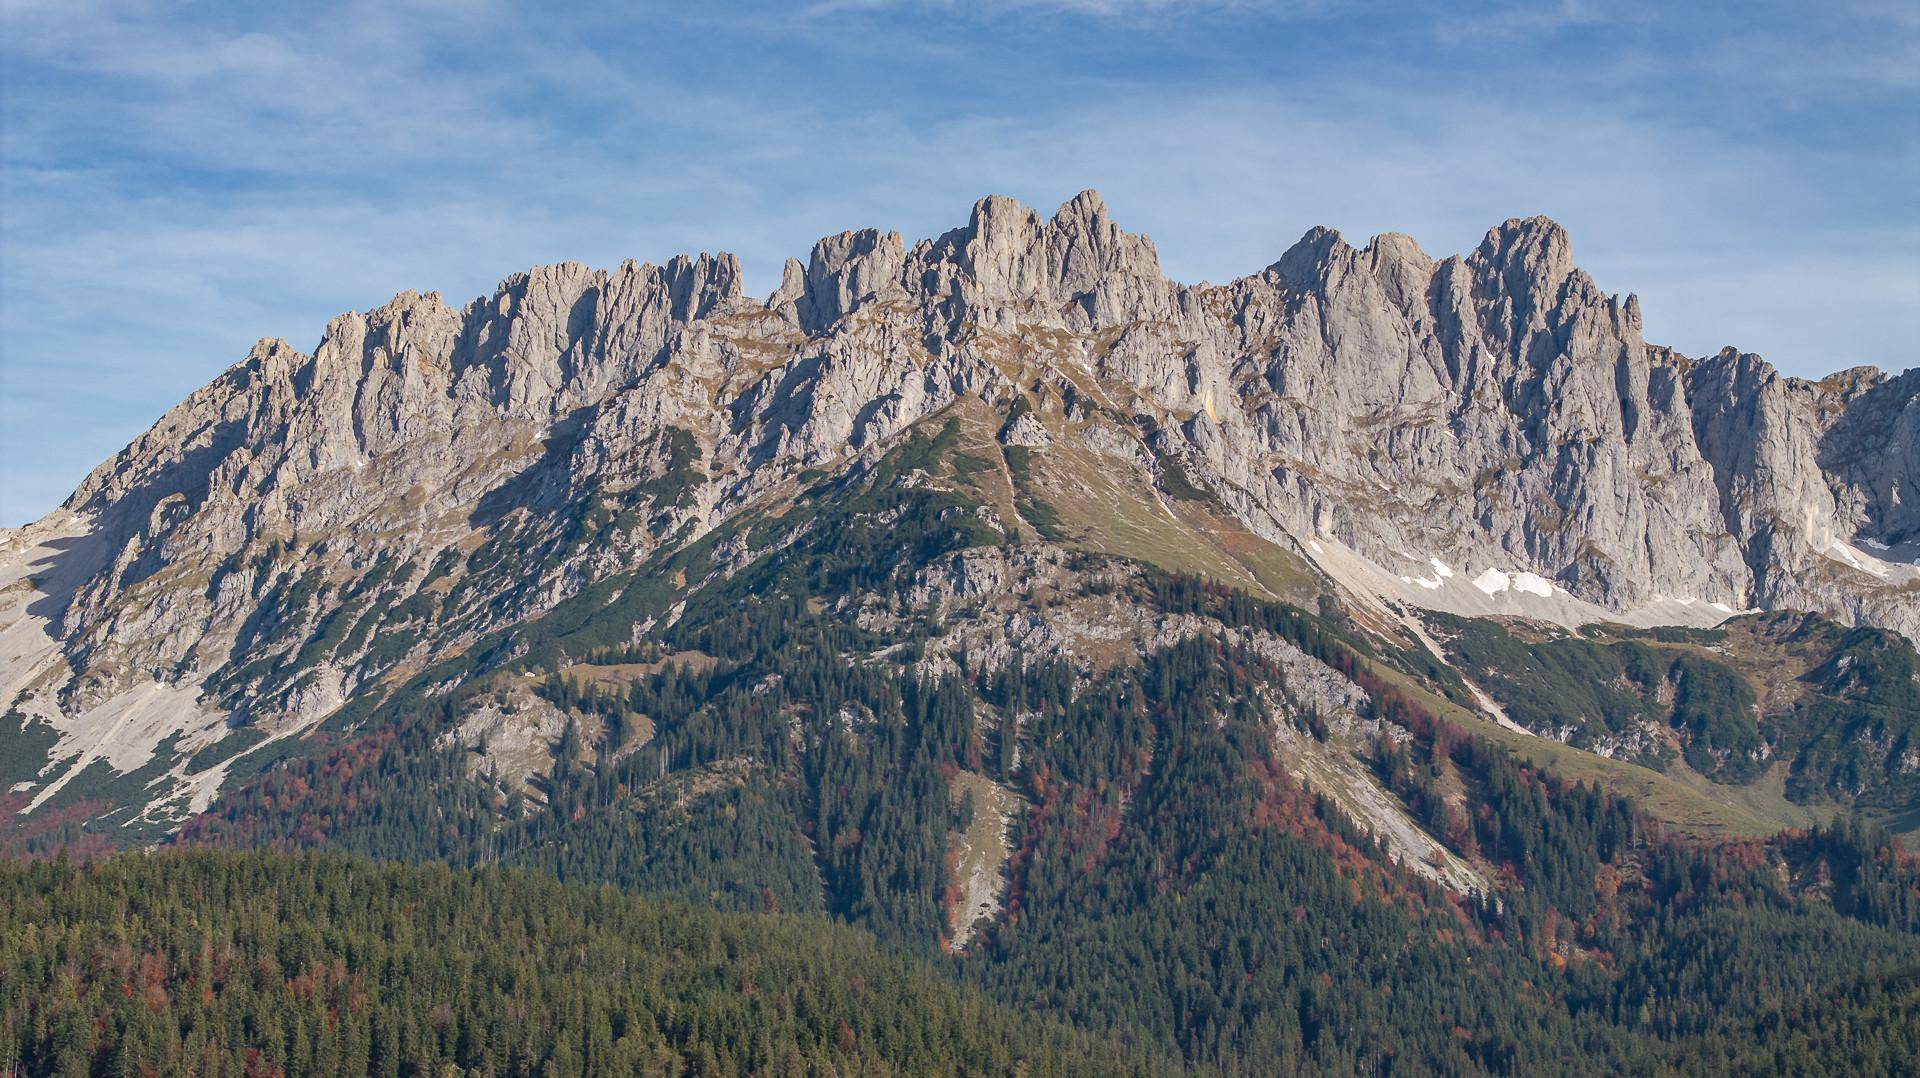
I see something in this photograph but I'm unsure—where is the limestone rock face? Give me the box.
[1817,366,1920,545]
[4,189,1915,819]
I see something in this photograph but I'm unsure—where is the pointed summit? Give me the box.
[1045,189,1162,299]
[1051,188,1109,227]
[1475,215,1576,296]
[1271,225,1350,287]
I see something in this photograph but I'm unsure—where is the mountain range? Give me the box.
[4,191,1920,1072]
[5,189,1914,835]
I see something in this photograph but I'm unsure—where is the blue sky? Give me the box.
[2,0,1915,526]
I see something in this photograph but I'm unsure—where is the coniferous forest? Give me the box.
[0,850,1139,1076]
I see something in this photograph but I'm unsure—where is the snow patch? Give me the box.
[1398,556,1455,591]
[1470,567,1555,598]
[1471,568,1512,595]
[1510,571,1555,598]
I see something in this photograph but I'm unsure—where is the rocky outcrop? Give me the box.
[1818,366,1920,545]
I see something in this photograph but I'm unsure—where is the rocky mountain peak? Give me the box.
[1360,232,1435,312]
[1476,214,1576,286]
[1053,186,1109,224]
[1364,230,1429,263]
[1464,216,1585,342]
[1268,225,1350,289]
[792,227,909,331]
[935,189,1166,325]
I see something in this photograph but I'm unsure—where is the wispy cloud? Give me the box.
[1431,0,1614,44]
[799,0,1308,18]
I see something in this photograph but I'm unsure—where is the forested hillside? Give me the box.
[6,416,1906,1073]
[0,850,1136,1076]
[7,380,1920,1073]
[9,809,1920,1072]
